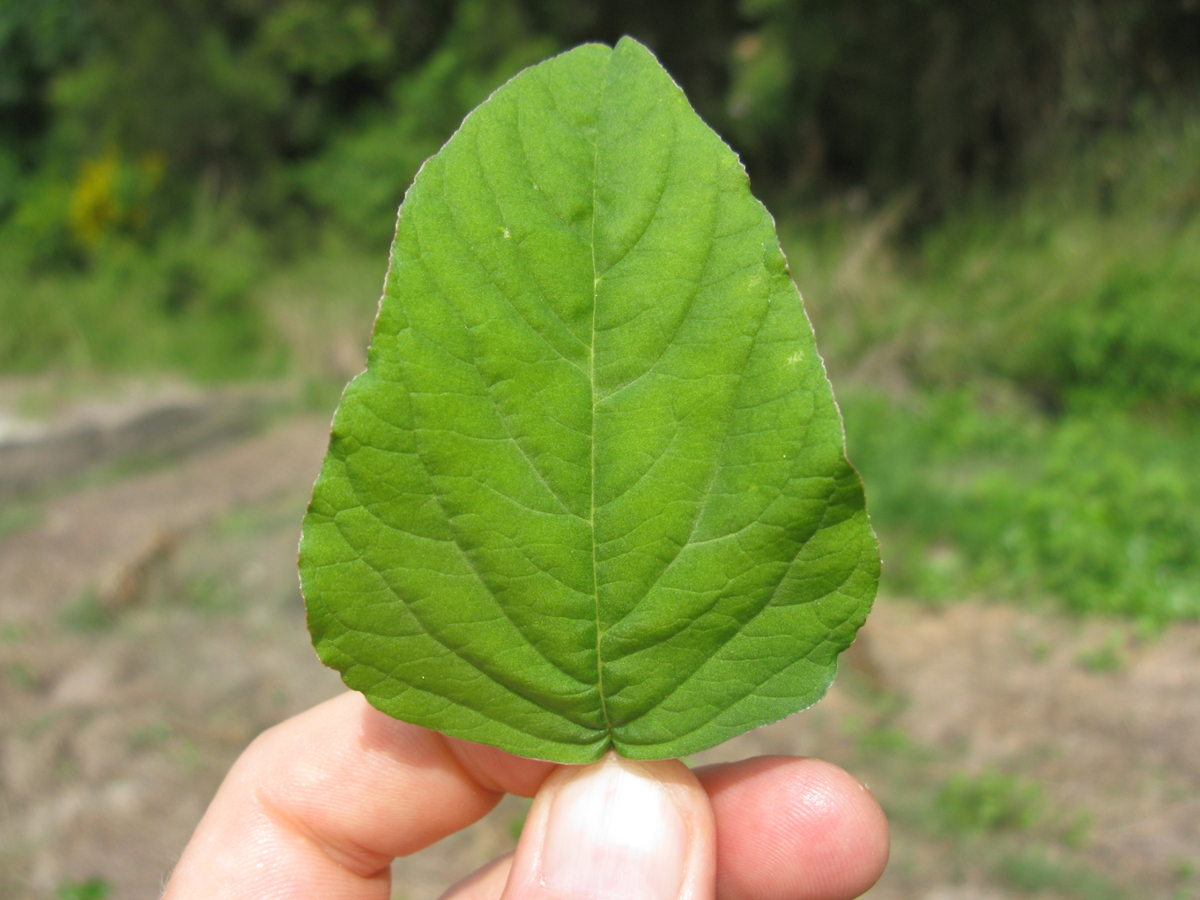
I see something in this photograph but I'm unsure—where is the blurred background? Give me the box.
[1,1,1198,898]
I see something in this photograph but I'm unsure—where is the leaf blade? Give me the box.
[300,37,879,762]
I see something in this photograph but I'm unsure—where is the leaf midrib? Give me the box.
[588,51,613,740]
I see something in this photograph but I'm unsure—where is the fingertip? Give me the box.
[700,756,889,900]
[502,754,716,900]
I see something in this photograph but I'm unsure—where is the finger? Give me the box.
[698,756,889,900]
[444,755,888,900]
[162,692,557,900]
[499,754,716,900]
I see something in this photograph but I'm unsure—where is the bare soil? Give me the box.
[1,399,1196,900]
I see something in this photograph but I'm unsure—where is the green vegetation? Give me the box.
[838,697,1126,899]
[181,574,241,616]
[1075,633,1128,673]
[789,111,1200,624]
[934,769,1044,834]
[55,878,111,900]
[0,216,284,379]
[998,851,1129,900]
[58,590,117,634]
[840,389,1200,622]
[0,500,41,540]
[6,0,1192,235]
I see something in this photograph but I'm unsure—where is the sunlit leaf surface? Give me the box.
[300,38,878,762]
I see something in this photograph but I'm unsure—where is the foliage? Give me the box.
[300,40,877,762]
[761,112,1200,624]
[841,388,1200,623]
[728,0,1200,208]
[0,209,283,379]
[905,111,1200,410]
[934,768,1044,834]
[3,0,1198,256]
[54,879,111,900]
[998,851,1129,900]
[297,0,558,244]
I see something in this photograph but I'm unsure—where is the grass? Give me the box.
[791,107,1200,409]
[181,574,241,615]
[0,500,41,540]
[55,879,111,900]
[839,389,1200,622]
[6,662,38,690]
[127,721,174,753]
[0,221,283,380]
[58,590,118,633]
[1075,633,1128,673]
[0,211,381,386]
[780,108,1200,624]
[998,850,1129,900]
[833,682,1133,900]
[933,769,1044,834]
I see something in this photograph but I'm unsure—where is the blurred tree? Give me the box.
[49,0,452,217]
[1,0,1197,248]
[0,0,92,217]
[297,0,557,243]
[725,0,1200,211]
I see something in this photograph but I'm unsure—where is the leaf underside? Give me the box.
[299,37,878,763]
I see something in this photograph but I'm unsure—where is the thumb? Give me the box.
[500,753,715,900]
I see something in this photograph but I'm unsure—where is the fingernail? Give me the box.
[539,755,689,900]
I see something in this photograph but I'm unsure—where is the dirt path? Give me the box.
[1,413,1196,900]
[864,600,1200,892]
[0,415,345,897]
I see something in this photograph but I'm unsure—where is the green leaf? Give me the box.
[299,37,878,763]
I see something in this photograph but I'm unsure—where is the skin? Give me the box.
[162,692,889,900]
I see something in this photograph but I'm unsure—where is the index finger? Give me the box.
[162,691,556,900]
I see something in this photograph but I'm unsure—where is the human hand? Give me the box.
[162,692,888,900]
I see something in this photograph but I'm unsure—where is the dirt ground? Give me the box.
[1,391,1197,900]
